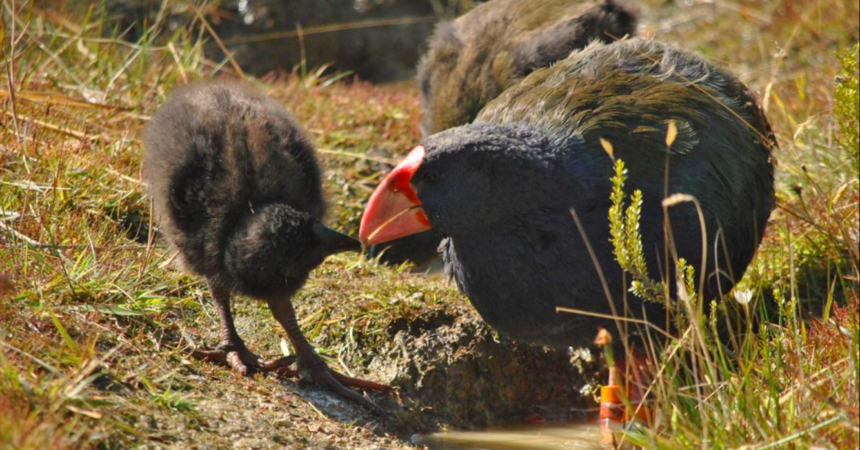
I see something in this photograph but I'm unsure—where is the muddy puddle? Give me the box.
[417,423,607,450]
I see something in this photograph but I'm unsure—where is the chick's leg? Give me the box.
[191,279,264,375]
[261,298,388,413]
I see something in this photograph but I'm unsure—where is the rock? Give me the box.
[104,0,188,42]
[105,0,485,82]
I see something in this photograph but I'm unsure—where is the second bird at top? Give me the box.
[370,0,639,266]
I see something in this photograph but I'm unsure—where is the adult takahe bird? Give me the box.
[361,38,775,406]
[370,0,638,267]
[144,81,386,412]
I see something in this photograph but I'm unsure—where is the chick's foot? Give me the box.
[192,341,265,376]
[261,352,389,414]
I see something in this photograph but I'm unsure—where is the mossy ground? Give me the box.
[1,1,858,449]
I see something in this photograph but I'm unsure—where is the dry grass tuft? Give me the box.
[1,0,857,449]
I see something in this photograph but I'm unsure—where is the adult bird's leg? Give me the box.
[260,298,389,413]
[191,278,264,375]
[600,347,652,431]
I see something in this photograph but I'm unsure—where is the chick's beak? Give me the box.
[359,146,431,246]
[314,222,362,256]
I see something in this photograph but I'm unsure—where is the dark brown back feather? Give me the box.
[418,0,638,135]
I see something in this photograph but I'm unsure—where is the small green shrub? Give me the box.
[603,158,858,449]
[608,159,666,304]
[836,44,859,171]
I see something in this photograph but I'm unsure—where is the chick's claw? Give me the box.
[310,367,386,416]
[330,371,390,393]
[259,355,299,377]
[191,344,265,376]
[263,354,387,414]
[298,364,388,416]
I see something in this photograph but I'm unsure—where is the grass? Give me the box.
[837,44,859,172]
[603,156,857,450]
[0,1,454,448]
[597,2,860,448]
[1,0,858,449]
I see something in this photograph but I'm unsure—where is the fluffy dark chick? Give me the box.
[143,81,386,412]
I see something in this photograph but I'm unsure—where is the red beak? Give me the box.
[359,146,432,246]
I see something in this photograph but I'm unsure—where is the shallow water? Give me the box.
[418,423,607,450]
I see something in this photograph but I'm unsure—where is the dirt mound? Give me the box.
[371,306,601,433]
